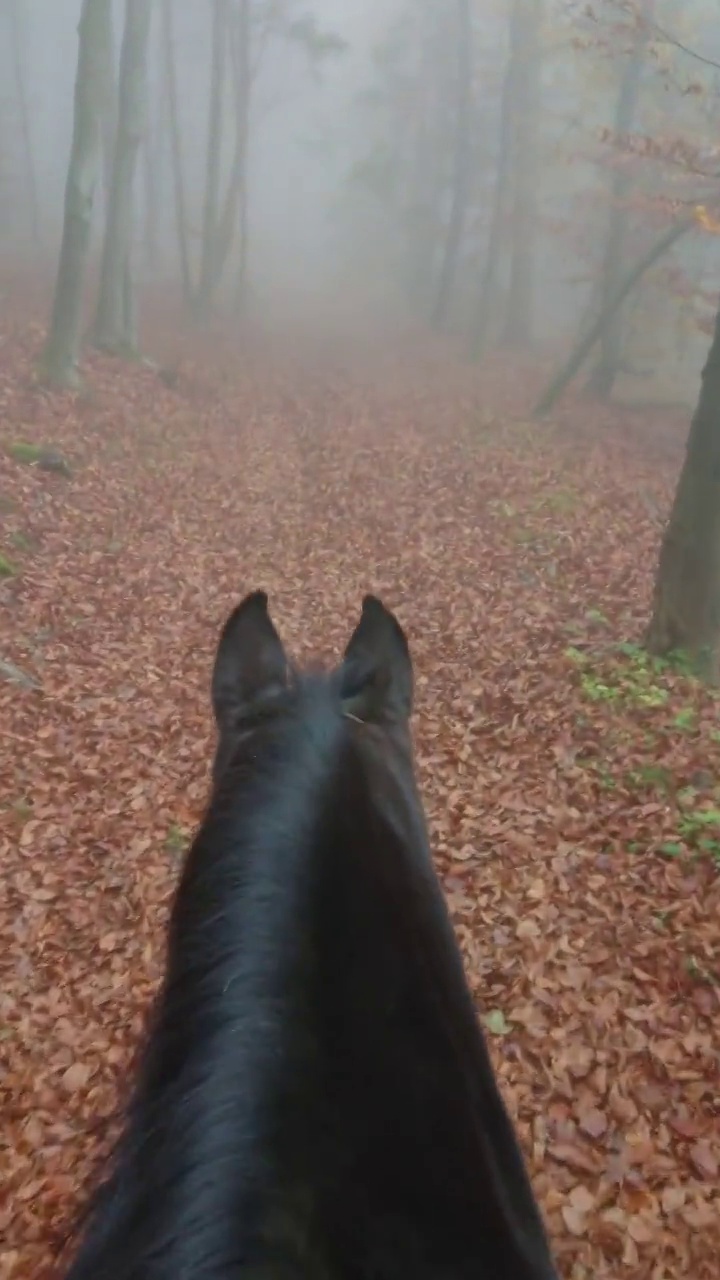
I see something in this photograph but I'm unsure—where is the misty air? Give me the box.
[1,2,719,1278]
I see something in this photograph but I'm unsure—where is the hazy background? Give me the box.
[2,0,720,399]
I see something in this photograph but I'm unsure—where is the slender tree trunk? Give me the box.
[40,0,113,387]
[431,0,473,331]
[196,0,230,319]
[586,2,651,397]
[92,0,152,355]
[161,0,193,308]
[405,25,443,312]
[645,294,720,678]
[142,67,162,275]
[533,217,692,417]
[209,0,250,305]
[469,13,516,361]
[98,0,116,213]
[233,0,251,317]
[9,0,41,249]
[501,0,542,349]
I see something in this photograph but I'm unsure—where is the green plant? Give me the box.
[164,823,189,857]
[629,763,674,793]
[569,644,677,710]
[6,441,43,465]
[677,805,720,866]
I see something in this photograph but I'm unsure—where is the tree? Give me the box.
[586,1,652,397]
[8,0,41,250]
[39,0,113,388]
[532,215,693,416]
[469,5,521,360]
[92,0,152,355]
[195,0,230,320]
[501,0,543,349]
[161,0,192,307]
[431,0,473,330]
[645,292,720,677]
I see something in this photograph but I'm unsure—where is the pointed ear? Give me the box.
[340,595,413,722]
[211,591,288,729]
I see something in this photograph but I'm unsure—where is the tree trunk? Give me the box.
[533,217,692,417]
[468,9,517,361]
[92,0,152,355]
[586,3,651,397]
[161,0,193,308]
[196,0,230,319]
[645,294,720,678]
[9,0,41,250]
[501,0,542,349]
[233,0,251,315]
[142,62,163,276]
[98,0,117,213]
[209,0,251,306]
[431,0,473,331]
[39,0,113,387]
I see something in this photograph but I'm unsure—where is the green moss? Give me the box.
[0,552,17,577]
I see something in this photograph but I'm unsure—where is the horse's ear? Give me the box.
[211,591,288,728]
[340,595,413,722]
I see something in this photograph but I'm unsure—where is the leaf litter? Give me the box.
[0,325,719,1279]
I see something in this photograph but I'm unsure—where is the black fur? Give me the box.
[62,593,559,1280]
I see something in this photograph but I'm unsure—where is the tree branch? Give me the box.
[651,20,720,74]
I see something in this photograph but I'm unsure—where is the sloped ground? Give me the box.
[0,324,718,1280]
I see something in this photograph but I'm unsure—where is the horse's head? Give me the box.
[210,592,422,842]
[63,592,559,1280]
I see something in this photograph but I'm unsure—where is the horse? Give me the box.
[61,591,559,1280]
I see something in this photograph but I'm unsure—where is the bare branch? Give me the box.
[651,20,720,74]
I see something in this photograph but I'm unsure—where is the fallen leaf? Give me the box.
[579,1108,607,1139]
[689,1141,718,1180]
[60,1062,91,1093]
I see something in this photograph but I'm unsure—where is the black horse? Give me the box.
[63,592,559,1280]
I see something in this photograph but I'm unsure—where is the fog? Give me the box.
[2,0,720,395]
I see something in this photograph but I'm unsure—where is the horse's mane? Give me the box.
[65,676,349,1278]
[61,595,558,1280]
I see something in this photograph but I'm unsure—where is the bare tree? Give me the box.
[211,0,251,310]
[98,1,117,211]
[469,13,517,361]
[40,0,113,387]
[501,0,542,349]
[142,33,167,277]
[92,0,152,355]
[645,293,720,677]
[233,0,251,313]
[431,0,473,331]
[586,1,652,397]
[196,0,230,319]
[161,0,192,307]
[532,215,692,416]
[8,0,41,250]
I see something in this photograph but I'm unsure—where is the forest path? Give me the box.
[0,329,718,1279]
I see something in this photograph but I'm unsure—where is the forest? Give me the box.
[0,1,719,1278]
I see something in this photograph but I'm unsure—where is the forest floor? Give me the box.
[0,316,719,1280]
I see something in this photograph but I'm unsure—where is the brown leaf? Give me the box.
[626,1214,654,1245]
[568,1184,596,1214]
[578,1107,607,1139]
[548,1143,599,1175]
[561,1205,589,1237]
[60,1062,91,1093]
[688,1141,718,1180]
[661,1186,686,1215]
